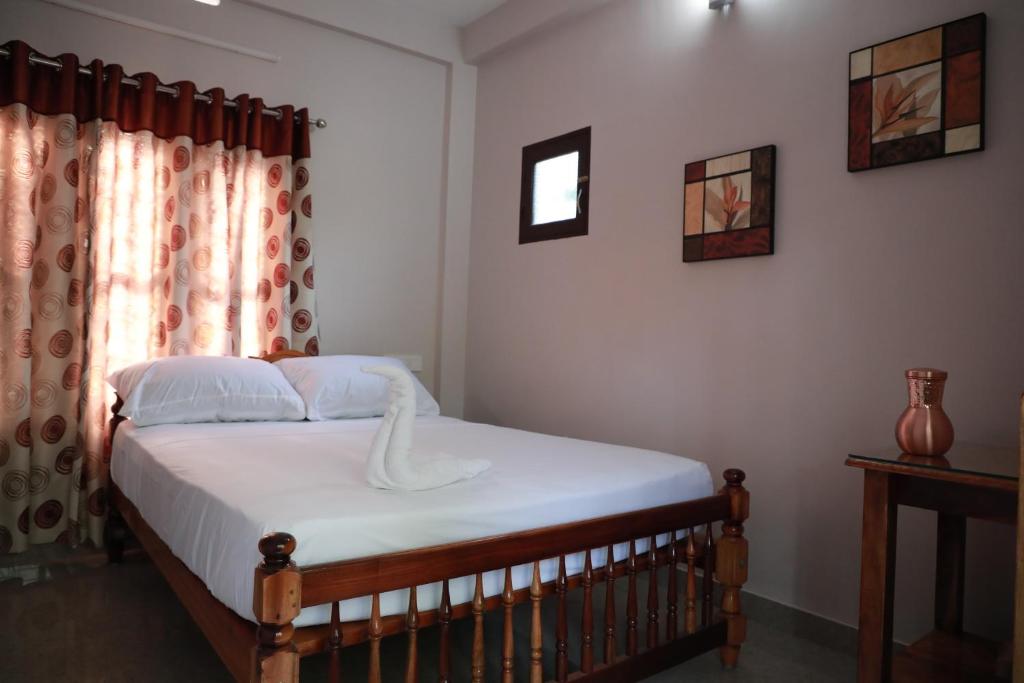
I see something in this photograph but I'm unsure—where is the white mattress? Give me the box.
[111,417,713,627]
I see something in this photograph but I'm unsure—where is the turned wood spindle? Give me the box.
[702,523,715,627]
[604,544,617,665]
[581,549,595,672]
[327,601,342,683]
[530,561,543,683]
[647,535,659,650]
[472,575,484,683]
[502,567,515,683]
[556,555,569,683]
[626,539,639,657]
[368,593,383,683]
[405,586,419,683]
[439,579,452,683]
[253,532,301,683]
[718,468,750,669]
[667,530,678,641]
[685,528,697,634]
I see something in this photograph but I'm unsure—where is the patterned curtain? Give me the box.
[0,41,319,552]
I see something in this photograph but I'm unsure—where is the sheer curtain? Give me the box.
[0,41,318,552]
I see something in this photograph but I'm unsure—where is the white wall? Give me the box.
[5,0,468,402]
[466,0,1023,642]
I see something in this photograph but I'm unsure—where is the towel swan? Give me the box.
[363,365,490,490]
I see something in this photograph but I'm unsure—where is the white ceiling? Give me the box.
[387,0,507,27]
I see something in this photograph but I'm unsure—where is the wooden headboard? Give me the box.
[256,349,308,363]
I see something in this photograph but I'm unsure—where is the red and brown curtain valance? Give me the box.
[0,40,310,158]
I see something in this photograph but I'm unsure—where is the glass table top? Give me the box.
[848,442,1019,483]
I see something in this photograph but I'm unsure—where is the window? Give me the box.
[519,127,590,244]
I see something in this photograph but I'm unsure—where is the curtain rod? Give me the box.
[0,47,327,128]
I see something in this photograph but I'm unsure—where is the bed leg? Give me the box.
[252,532,302,683]
[105,507,127,564]
[717,469,749,669]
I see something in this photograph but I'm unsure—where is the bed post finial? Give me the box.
[252,532,301,683]
[107,394,127,453]
[717,468,749,669]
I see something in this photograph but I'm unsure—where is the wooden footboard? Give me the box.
[112,471,748,682]
[250,469,750,683]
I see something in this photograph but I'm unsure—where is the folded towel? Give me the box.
[362,365,491,491]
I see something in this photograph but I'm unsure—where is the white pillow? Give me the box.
[108,356,306,427]
[275,355,441,420]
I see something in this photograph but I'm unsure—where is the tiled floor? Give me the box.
[0,545,856,682]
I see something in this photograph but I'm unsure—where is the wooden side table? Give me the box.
[847,445,1018,682]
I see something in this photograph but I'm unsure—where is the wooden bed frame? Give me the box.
[104,351,750,683]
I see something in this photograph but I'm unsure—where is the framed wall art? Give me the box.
[683,145,775,263]
[848,13,985,172]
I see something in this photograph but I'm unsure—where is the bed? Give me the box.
[105,351,750,683]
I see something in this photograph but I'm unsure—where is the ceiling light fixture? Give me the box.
[709,0,734,9]
[193,0,221,6]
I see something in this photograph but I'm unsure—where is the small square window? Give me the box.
[532,152,579,225]
[519,127,590,244]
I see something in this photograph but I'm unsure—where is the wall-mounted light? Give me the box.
[709,0,734,9]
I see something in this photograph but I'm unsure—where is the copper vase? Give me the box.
[895,368,954,457]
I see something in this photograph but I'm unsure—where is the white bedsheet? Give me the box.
[111,417,713,627]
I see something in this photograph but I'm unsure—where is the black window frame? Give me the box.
[519,126,591,244]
